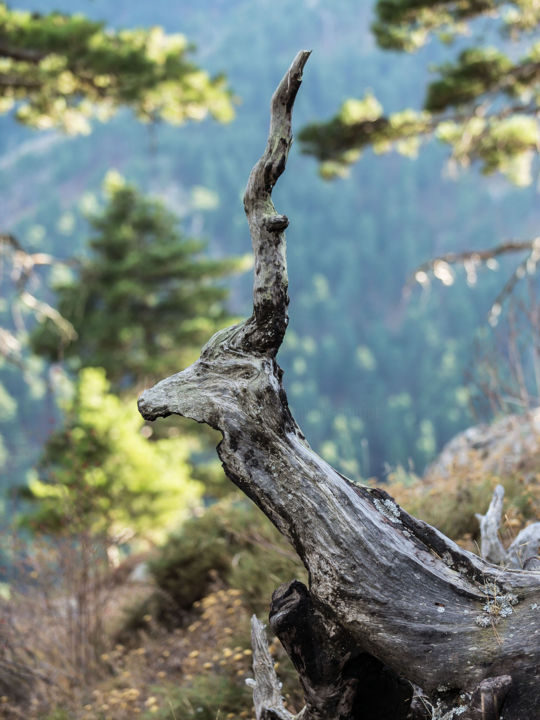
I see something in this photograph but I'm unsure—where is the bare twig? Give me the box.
[407,237,540,325]
[0,232,77,363]
[489,243,540,324]
[408,239,537,290]
[417,240,534,274]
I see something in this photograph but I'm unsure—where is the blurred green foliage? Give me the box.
[122,498,306,633]
[154,500,305,615]
[300,0,540,185]
[19,367,203,540]
[17,171,243,538]
[151,498,305,610]
[153,674,252,720]
[30,173,242,389]
[0,2,233,133]
[373,0,540,50]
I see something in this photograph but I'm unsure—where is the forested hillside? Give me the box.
[2,0,539,490]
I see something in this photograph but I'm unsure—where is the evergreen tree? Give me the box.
[0,2,233,134]
[0,2,234,362]
[0,2,236,490]
[20,174,239,535]
[20,367,203,540]
[299,0,540,185]
[31,173,242,389]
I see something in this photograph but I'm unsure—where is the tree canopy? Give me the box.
[299,0,540,185]
[0,2,233,134]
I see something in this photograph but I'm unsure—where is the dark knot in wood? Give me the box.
[264,214,289,232]
[462,676,512,720]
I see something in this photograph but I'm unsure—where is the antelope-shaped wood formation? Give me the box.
[139,52,539,720]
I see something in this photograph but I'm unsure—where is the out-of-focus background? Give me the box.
[0,1,538,717]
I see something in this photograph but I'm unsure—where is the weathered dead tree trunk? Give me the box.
[138,52,540,720]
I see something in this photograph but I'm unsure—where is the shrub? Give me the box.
[386,457,538,548]
[148,497,306,618]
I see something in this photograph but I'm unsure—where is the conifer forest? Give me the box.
[0,2,539,719]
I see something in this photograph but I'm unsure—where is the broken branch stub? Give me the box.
[475,484,506,565]
[248,615,296,720]
[477,485,540,569]
[138,53,540,720]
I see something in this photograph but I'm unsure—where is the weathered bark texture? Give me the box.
[138,53,540,720]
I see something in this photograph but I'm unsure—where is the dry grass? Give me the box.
[3,444,537,719]
[0,502,303,720]
[386,450,539,552]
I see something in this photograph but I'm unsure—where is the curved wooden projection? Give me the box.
[138,52,539,720]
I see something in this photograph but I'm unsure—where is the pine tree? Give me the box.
[0,2,235,488]
[19,367,203,540]
[299,0,540,186]
[31,173,242,390]
[0,2,233,134]
[21,175,240,536]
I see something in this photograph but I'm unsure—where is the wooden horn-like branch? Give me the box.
[240,49,311,355]
[137,51,311,423]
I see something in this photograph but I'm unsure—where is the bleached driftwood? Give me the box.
[477,484,540,569]
[248,615,297,720]
[475,485,507,565]
[139,52,540,720]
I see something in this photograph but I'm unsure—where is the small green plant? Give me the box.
[19,368,203,544]
[152,674,253,720]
